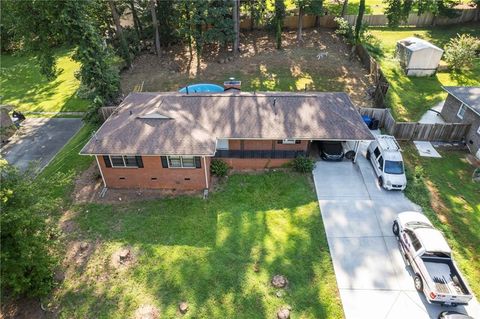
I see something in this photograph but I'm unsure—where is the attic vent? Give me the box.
[137,112,171,119]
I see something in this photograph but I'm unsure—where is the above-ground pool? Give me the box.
[179,83,224,93]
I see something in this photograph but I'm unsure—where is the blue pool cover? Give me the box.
[179,83,224,93]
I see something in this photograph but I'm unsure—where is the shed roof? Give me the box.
[397,37,443,53]
[443,86,480,115]
[80,92,374,156]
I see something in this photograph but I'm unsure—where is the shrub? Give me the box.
[1,160,69,297]
[444,34,480,71]
[210,159,229,177]
[291,156,315,173]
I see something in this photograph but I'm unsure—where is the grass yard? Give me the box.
[0,49,90,113]
[367,23,480,121]
[52,172,343,319]
[403,146,480,297]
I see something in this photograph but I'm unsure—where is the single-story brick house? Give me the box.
[80,92,374,190]
[440,86,480,159]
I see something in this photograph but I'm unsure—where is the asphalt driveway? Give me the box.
[313,141,480,319]
[1,118,83,172]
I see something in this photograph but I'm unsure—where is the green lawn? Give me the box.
[0,49,90,113]
[367,24,480,121]
[53,172,343,319]
[403,146,480,297]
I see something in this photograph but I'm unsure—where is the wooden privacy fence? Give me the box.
[360,108,470,142]
[343,8,477,27]
[354,44,389,108]
[238,8,477,30]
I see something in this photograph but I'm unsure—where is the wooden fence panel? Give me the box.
[358,108,470,142]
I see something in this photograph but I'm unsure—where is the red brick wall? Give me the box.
[97,155,210,190]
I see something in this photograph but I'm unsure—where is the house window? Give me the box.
[282,139,296,144]
[457,104,466,119]
[109,155,142,168]
[168,156,196,168]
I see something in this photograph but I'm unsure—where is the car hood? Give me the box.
[384,173,406,185]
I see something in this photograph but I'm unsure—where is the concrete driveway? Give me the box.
[1,118,83,172]
[313,141,480,319]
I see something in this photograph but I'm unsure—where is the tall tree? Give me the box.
[341,0,349,16]
[274,0,286,49]
[129,0,143,39]
[354,0,365,43]
[233,0,240,54]
[297,0,305,44]
[5,0,119,110]
[149,0,161,57]
[108,0,131,67]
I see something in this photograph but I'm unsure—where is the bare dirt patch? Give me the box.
[425,180,449,224]
[110,246,137,270]
[64,240,98,271]
[121,29,373,108]
[59,209,79,234]
[72,162,103,203]
[0,297,50,319]
[134,305,160,319]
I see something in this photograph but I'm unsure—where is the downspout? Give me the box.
[203,156,209,189]
[95,156,107,187]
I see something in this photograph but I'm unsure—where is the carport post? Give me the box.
[353,141,360,163]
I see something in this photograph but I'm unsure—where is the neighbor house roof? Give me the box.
[397,37,443,53]
[443,86,480,115]
[80,92,374,156]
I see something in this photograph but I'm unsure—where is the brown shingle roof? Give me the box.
[80,92,374,156]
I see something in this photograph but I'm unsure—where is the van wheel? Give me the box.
[345,150,355,160]
[378,177,384,188]
[392,221,399,236]
[414,275,423,292]
[366,150,371,160]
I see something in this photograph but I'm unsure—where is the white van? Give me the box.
[366,135,407,190]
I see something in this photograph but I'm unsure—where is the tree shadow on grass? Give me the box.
[71,172,342,318]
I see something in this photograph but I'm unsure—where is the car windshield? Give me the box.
[406,221,433,229]
[384,160,404,174]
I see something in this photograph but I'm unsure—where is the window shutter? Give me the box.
[295,140,301,144]
[135,156,144,168]
[194,156,202,168]
[161,156,168,168]
[103,155,112,168]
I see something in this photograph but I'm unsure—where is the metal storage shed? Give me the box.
[396,37,444,77]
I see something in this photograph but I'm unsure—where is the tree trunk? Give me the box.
[249,1,255,30]
[354,0,365,43]
[149,0,161,57]
[341,0,349,17]
[129,0,143,39]
[297,6,304,45]
[108,0,131,67]
[233,0,240,54]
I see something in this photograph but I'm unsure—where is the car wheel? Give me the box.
[345,150,355,160]
[438,311,447,319]
[414,275,423,292]
[378,177,384,188]
[366,150,371,160]
[392,221,399,236]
